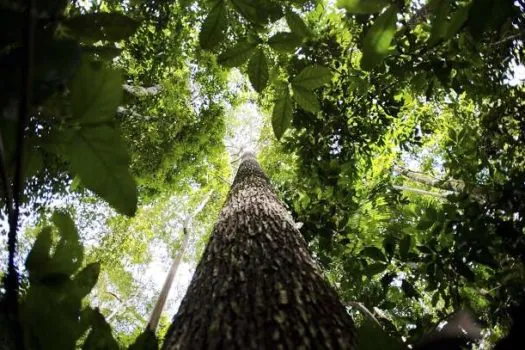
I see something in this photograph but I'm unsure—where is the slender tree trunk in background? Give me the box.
[148,191,214,332]
[147,227,190,332]
[162,153,356,349]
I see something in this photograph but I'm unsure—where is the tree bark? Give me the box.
[162,153,356,349]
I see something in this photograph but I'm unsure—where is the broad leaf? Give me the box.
[272,85,293,140]
[199,1,227,50]
[217,40,257,67]
[51,211,83,276]
[401,280,419,298]
[360,4,398,70]
[399,235,411,260]
[356,319,406,350]
[128,329,158,350]
[73,263,100,299]
[285,11,312,38]
[25,227,52,280]
[64,13,140,42]
[428,0,450,45]
[336,0,391,14]
[82,308,119,350]
[361,247,387,261]
[268,32,303,53]
[292,86,320,113]
[365,262,387,276]
[65,126,138,216]
[292,65,333,90]
[248,48,269,92]
[70,60,123,125]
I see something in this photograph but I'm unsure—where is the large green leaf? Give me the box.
[360,4,398,70]
[70,60,123,125]
[82,308,119,350]
[268,32,303,53]
[230,0,279,24]
[50,211,83,276]
[65,126,138,216]
[428,0,451,45]
[292,86,320,113]
[247,48,269,92]
[25,227,52,280]
[199,1,227,50]
[361,246,387,262]
[64,13,140,42]
[128,329,158,350]
[356,319,406,350]
[72,263,100,300]
[217,40,257,67]
[292,65,333,90]
[285,11,312,38]
[272,85,293,140]
[336,0,391,14]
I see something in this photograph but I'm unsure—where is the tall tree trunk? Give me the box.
[162,153,356,349]
[148,190,214,332]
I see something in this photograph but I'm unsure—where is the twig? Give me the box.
[346,301,382,327]
[488,30,525,47]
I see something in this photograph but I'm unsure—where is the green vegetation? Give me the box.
[1,0,524,348]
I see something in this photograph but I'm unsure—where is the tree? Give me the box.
[162,152,356,349]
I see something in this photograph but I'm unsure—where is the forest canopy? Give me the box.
[1,0,525,349]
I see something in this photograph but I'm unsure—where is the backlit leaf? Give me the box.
[199,1,227,50]
[292,65,333,90]
[272,86,293,140]
[285,11,312,37]
[292,86,320,113]
[360,4,398,70]
[65,126,138,216]
[64,13,140,42]
[217,40,257,67]
[248,48,269,92]
[70,60,123,125]
[268,32,303,53]
[336,0,391,14]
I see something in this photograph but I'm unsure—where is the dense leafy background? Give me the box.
[1,0,525,348]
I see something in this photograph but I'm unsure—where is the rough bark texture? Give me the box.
[162,153,355,349]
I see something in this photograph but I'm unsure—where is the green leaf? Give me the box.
[65,125,138,216]
[361,246,387,262]
[292,86,320,113]
[70,60,123,125]
[82,45,122,60]
[445,2,472,38]
[82,308,119,350]
[217,40,257,67]
[336,0,391,14]
[401,280,419,298]
[285,11,312,38]
[199,1,227,50]
[230,0,277,24]
[64,13,140,42]
[292,65,333,90]
[428,0,450,45]
[128,329,158,350]
[272,86,293,140]
[247,48,269,92]
[356,318,406,350]
[73,263,100,299]
[25,227,52,279]
[51,211,83,276]
[457,262,475,282]
[268,32,303,53]
[399,235,411,260]
[360,4,398,70]
[365,262,388,276]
